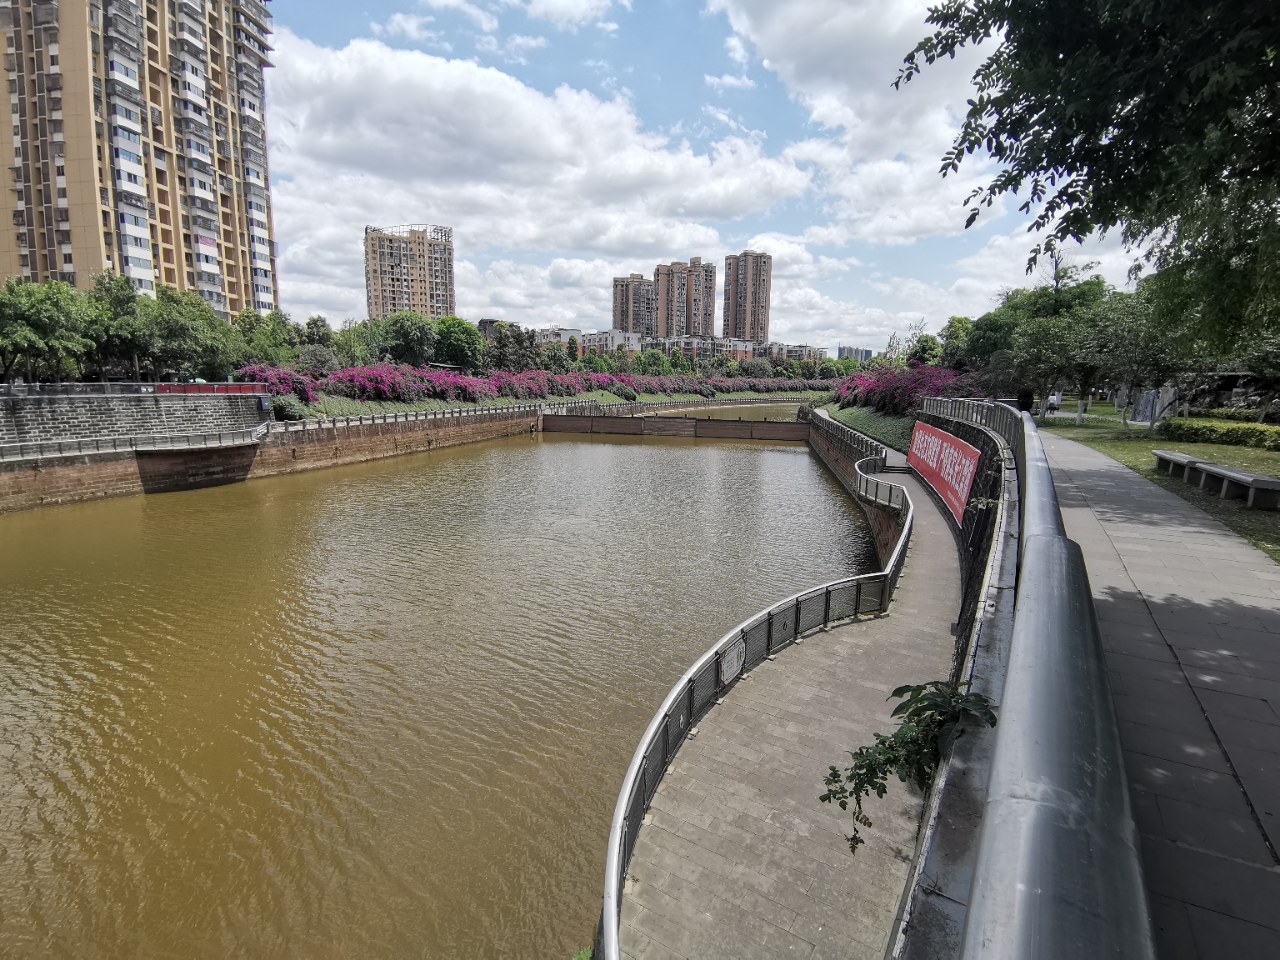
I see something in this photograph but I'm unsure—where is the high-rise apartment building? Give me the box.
[0,0,279,314]
[652,255,715,338]
[653,260,687,338]
[612,271,655,336]
[363,223,455,320]
[839,346,872,363]
[723,249,772,344]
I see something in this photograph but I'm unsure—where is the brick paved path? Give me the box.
[1042,434,1280,960]
[619,472,960,960]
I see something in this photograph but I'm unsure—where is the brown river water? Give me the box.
[0,432,874,959]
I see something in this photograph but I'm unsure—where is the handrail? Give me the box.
[0,425,267,460]
[596,416,913,960]
[0,381,267,396]
[919,397,1153,960]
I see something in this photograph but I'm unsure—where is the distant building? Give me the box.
[364,224,456,320]
[723,250,772,344]
[533,326,582,346]
[583,329,643,355]
[838,346,873,363]
[478,318,508,339]
[612,273,657,336]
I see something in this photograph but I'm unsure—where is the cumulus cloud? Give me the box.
[704,73,755,91]
[421,0,499,33]
[513,0,629,31]
[724,34,748,66]
[370,13,450,48]
[475,33,548,64]
[267,30,809,322]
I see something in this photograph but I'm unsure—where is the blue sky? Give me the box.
[263,1,1136,349]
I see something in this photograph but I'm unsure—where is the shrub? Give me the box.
[238,363,318,403]
[1184,405,1279,424]
[271,394,309,421]
[1157,418,1280,451]
[834,364,983,416]
[294,344,341,379]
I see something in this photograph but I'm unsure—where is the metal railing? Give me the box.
[266,399,595,433]
[0,421,269,461]
[1,381,267,397]
[595,416,913,960]
[918,397,1154,960]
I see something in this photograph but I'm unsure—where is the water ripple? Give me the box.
[0,434,875,958]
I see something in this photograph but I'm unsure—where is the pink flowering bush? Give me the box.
[240,363,834,413]
[835,364,983,416]
[237,363,318,403]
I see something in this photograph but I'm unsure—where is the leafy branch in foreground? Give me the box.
[820,681,997,854]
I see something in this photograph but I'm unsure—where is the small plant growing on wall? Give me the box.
[821,681,996,853]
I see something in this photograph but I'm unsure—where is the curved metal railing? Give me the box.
[919,397,1153,960]
[596,422,914,960]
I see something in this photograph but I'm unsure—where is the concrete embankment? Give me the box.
[0,408,538,514]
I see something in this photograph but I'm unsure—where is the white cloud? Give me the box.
[724,34,748,66]
[476,33,548,64]
[704,73,755,91]
[513,0,628,31]
[370,13,450,48]
[420,0,499,33]
[267,30,809,323]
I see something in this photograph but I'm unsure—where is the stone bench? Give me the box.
[1152,449,1204,481]
[1196,463,1280,510]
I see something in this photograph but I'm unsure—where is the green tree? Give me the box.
[566,335,579,364]
[434,316,485,371]
[1094,289,1180,430]
[0,278,90,382]
[84,272,154,380]
[383,310,436,367]
[818,358,841,379]
[897,0,1280,341]
[907,333,942,366]
[634,348,673,376]
[304,315,334,347]
[938,316,972,369]
[539,341,571,374]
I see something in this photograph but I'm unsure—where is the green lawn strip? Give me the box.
[1040,420,1280,563]
[822,404,916,452]
[304,390,830,419]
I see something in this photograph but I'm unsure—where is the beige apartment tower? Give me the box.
[364,223,455,320]
[0,0,279,314]
[723,249,772,344]
[612,271,655,335]
[652,255,716,338]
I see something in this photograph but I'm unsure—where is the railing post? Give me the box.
[765,612,774,654]
[793,597,802,639]
[823,587,832,626]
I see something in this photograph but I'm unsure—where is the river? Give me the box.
[0,432,875,959]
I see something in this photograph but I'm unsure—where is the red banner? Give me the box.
[908,422,981,524]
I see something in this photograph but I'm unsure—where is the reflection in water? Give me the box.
[0,434,874,959]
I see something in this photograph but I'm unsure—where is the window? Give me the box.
[63,252,73,264]
[113,147,143,165]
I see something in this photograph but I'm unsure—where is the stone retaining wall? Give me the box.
[806,419,904,567]
[542,414,810,441]
[0,409,537,514]
[0,394,267,445]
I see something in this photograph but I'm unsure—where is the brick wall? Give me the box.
[0,408,538,515]
[0,394,268,445]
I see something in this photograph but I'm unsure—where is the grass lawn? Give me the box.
[304,389,831,419]
[822,404,916,452]
[1039,415,1280,563]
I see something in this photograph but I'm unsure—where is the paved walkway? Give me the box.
[1042,434,1280,960]
[619,472,960,960]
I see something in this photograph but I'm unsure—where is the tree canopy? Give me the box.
[898,0,1280,339]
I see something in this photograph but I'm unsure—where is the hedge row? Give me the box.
[1184,406,1277,424]
[1157,418,1280,451]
